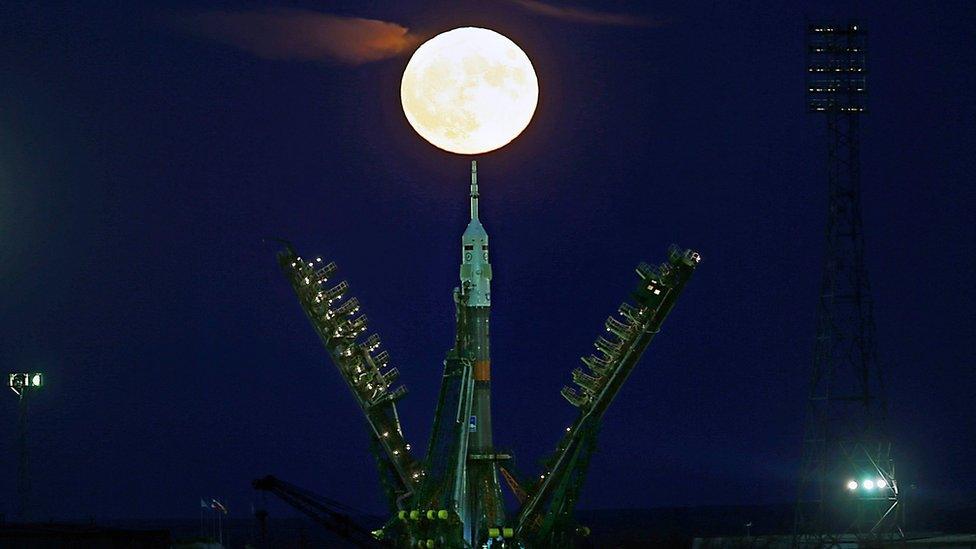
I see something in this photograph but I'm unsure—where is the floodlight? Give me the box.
[846,480,858,490]
[9,373,26,395]
[863,479,875,489]
[876,478,887,488]
[7,373,43,396]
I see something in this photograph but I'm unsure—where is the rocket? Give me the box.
[457,160,506,540]
[460,160,493,451]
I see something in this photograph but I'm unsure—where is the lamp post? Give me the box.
[8,373,44,521]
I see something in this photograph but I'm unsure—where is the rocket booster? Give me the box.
[460,160,493,452]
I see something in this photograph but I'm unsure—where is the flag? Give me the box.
[211,498,228,514]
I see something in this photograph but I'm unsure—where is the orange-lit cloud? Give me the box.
[510,0,662,27]
[173,8,420,64]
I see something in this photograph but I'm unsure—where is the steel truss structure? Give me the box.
[793,22,904,547]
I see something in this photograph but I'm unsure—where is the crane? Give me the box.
[252,475,385,548]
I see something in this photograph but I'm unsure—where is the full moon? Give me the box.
[401,27,539,155]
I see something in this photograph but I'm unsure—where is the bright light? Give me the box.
[8,372,43,396]
[863,479,875,489]
[877,478,887,488]
[847,480,858,490]
[401,27,539,155]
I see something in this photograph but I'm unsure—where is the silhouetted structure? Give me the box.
[253,476,381,547]
[8,372,43,521]
[794,21,904,546]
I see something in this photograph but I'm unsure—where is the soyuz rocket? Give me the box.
[460,160,493,449]
[457,160,505,540]
[278,156,700,546]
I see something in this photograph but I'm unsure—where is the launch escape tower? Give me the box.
[269,161,700,548]
[793,22,903,546]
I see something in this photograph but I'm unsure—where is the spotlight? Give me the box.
[8,373,44,397]
[847,480,858,490]
[863,479,875,489]
[876,478,887,488]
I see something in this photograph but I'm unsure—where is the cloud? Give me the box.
[172,8,420,64]
[509,0,662,27]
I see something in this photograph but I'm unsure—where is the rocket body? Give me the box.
[466,307,492,451]
[460,161,493,450]
[458,161,504,539]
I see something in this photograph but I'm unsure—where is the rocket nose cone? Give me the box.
[463,218,488,239]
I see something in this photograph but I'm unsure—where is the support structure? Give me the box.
[8,372,43,522]
[515,247,700,546]
[277,247,423,512]
[253,475,383,548]
[272,162,700,548]
[794,22,904,546]
[17,392,30,521]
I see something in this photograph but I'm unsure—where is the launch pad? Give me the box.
[263,161,700,548]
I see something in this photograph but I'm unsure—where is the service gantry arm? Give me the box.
[278,246,423,510]
[515,245,701,545]
[252,475,385,548]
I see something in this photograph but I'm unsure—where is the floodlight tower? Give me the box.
[8,372,44,521]
[793,22,904,546]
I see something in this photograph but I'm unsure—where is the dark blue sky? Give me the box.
[1,1,973,520]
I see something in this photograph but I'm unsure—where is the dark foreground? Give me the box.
[3,502,973,548]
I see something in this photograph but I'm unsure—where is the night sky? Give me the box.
[1,1,973,521]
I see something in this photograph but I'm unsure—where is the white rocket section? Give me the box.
[460,160,492,307]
